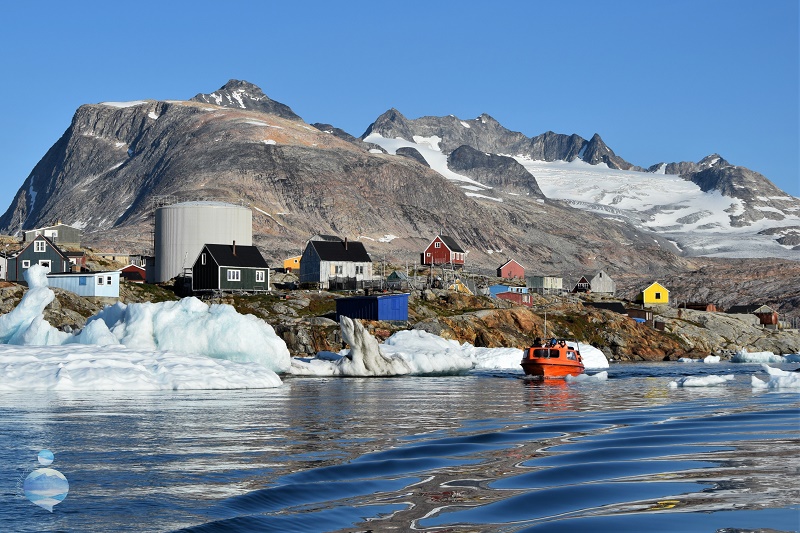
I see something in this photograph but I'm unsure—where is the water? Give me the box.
[1,362,798,532]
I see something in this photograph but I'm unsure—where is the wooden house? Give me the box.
[0,252,7,280]
[192,242,270,293]
[421,235,466,267]
[527,275,563,295]
[589,270,616,295]
[728,304,779,328]
[283,255,301,272]
[387,270,410,290]
[65,251,86,270]
[497,259,525,280]
[6,235,71,282]
[572,276,592,293]
[489,284,528,298]
[626,307,654,324]
[119,264,147,283]
[635,282,670,306]
[336,293,409,322]
[299,238,372,289]
[496,291,534,307]
[685,302,718,312]
[47,271,120,298]
[23,223,81,247]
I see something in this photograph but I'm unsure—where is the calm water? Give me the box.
[1,362,798,532]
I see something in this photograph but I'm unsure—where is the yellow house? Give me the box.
[283,255,301,272]
[637,282,670,306]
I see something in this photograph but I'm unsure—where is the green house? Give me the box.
[191,243,270,293]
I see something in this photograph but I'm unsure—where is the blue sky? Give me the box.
[0,0,797,213]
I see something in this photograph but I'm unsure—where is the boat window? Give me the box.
[567,352,576,360]
[533,349,559,358]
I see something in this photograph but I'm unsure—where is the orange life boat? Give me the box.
[521,339,585,379]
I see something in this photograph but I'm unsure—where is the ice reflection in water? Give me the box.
[0,363,797,532]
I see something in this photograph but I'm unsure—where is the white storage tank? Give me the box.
[153,201,252,283]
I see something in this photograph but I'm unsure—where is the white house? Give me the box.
[46,271,120,298]
[299,238,373,289]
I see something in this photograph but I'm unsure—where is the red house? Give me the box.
[496,291,533,307]
[497,259,524,279]
[119,264,146,283]
[421,235,466,267]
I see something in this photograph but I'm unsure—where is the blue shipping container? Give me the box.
[335,293,409,322]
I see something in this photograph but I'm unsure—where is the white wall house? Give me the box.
[47,271,120,298]
[299,239,373,289]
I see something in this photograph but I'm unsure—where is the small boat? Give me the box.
[521,338,585,379]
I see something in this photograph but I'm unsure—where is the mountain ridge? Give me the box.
[1,80,798,318]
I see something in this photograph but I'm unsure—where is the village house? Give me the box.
[589,270,616,295]
[497,259,525,280]
[192,242,270,293]
[496,291,534,307]
[571,276,592,293]
[635,282,670,306]
[0,252,7,281]
[47,271,121,298]
[421,235,466,268]
[6,235,71,282]
[527,275,563,295]
[23,223,82,247]
[299,238,373,290]
[727,304,779,329]
[283,255,301,273]
[489,284,528,298]
[119,264,147,283]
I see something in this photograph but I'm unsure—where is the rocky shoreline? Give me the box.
[1,280,798,361]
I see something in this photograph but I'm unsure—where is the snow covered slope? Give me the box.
[364,132,800,260]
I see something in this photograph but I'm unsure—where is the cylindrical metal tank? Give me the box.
[153,201,252,283]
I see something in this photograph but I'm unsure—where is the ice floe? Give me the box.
[751,364,800,389]
[669,375,735,388]
[566,371,608,383]
[731,348,800,364]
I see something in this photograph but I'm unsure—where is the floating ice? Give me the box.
[678,358,698,363]
[566,371,608,383]
[703,355,721,364]
[0,265,289,388]
[751,364,800,389]
[669,374,735,388]
[289,317,473,376]
[731,348,785,364]
[0,344,282,391]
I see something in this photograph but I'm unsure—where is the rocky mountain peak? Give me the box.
[361,108,413,139]
[697,154,730,169]
[189,79,301,120]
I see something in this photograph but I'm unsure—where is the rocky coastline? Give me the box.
[1,279,797,362]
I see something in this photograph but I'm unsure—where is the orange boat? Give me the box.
[521,338,585,379]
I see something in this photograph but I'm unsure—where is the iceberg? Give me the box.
[751,364,800,389]
[669,375,735,388]
[566,371,608,383]
[731,348,786,364]
[0,265,289,389]
[703,355,721,364]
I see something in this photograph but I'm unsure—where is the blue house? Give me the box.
[488,284,528,298]
[335,293,409,322]
[46,271,121,297]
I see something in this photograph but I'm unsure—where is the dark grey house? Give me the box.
[191,243,270,293]
[7,235,71,282]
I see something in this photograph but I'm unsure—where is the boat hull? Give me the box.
[521,359,585,379]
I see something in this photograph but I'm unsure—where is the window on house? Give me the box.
[256,270,265,282]
[227,269,241,282]
[34,241,46,253]
[655,292,661,300]
[426,252,431,257]
[39,260,51,271]
[106,276,112,285]
[434,242,441,248]
[97,276,104,285]
[334,265,343,275]
[201,253,206,266]
[355,265,363,275]
[22,260,30,268]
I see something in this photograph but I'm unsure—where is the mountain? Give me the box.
[1,80,798,317]
[190,79,302,120]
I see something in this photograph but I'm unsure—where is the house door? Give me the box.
[39,260,52,273]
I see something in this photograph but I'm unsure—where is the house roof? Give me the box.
[18,235,70,260]
[585,301,628,315]
[310,234,344,242]
[309,240,371,262]
[499,258,524,269]
[204,244,269,268]
[24,222,82,232]
[434,235,465,253]
[642,281,669,293]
